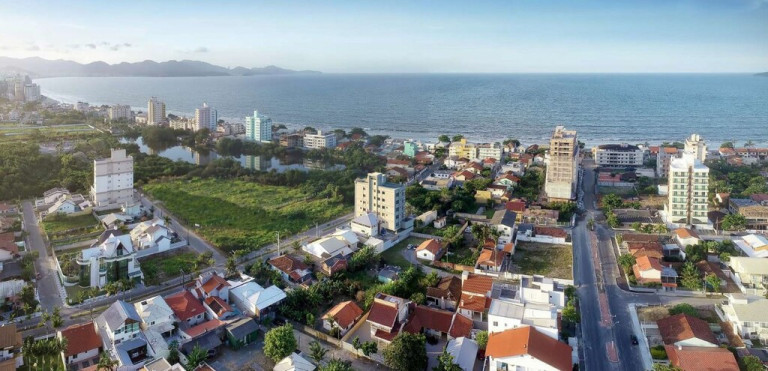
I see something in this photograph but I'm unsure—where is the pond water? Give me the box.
[122,137,344,172]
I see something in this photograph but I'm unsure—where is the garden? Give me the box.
[143,178,351,253]
[381,237,424,269]
[41,213,101,238]
[512,242,573,279]
[139,248,214,286]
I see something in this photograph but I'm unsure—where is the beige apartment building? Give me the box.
[545,126,580,201]
[354,172,406,231]
[684,133,707,162]
[91,149,134,207]
[666,153,709,226]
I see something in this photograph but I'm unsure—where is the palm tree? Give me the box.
[97,351,119,371]
[744,140,755,148]
[309,341,328,364]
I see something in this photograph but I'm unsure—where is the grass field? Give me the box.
[512,241,573,279]
[139,247,210,286]
[42,213,100,235]
[143,178,351,253]
[381,237,424,269]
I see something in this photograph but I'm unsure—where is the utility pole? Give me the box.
[277,231,280,256]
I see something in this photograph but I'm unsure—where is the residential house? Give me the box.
[458,273,494,321]
[0,203,17,216]
[0,324,21,369]
[225,318,259,350]
[486,326,573,371]
[0,233,18,261]
[476,248,504,272]
[445,337,478,371]
[505,201,526,222]
[194,272,231,302]
[78,230,143,288]
[420,176,454,191]
[269,255,312,284]
[403,305,473,340]
[662,266,679,291]
[378,266,401,283]
[141,358,185,371]
[165,291,207,327]
[367,293,411,344]
[664,346,739,371]
[426,276,462,311]
[59,321,103,369]
[729,257,768,296]
[129,219,172,252]
[229,281,286,318]
[674,228,701,247]
[303,229,359,259]
[322,300,364,336]
[632,256,663,285]
[179,319,225,342]
[35,187,70,210]
[350,213,379,237]
[415,239,444,262]
[720,294,768,343]
[495,173,520,189]
[386,167,410,180]
[273,352,315,371]
[134,296,177,338]
[434,216,447,229]
[321,255,348,276]
[734,234,768,258]
[657,314,718,347]
[204,297,235,320]
[95,300,143,345]
[627,241,664,260]
[490,209,517,246]
[729,198,768,230]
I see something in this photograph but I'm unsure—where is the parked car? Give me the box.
[630,335,639,345]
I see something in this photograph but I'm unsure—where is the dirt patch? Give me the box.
[513,242,573,280]
[638,306,670,322]
[639,195,666,210]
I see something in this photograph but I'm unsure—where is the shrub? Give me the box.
[650,345,667,360]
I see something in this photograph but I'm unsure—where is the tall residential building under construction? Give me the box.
[545,126,580,201]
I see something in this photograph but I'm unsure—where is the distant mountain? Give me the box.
[757,72,768,77]
[0,56,321,77]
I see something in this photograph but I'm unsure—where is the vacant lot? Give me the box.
[42,213,100,237]
[381,237,424,269]
[139,247,211,286]
[512,241,573,279]
[144,178,351,253]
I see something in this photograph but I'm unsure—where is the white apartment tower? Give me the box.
[194,102,218,132]
[23,83,40,102]
[108,104,132,121]
[245,110,272,142]
[91,149,134,207]
[667,152,709,226]
[303,131,337,149]
[147,97,166,125]
[684,133,707,162]
[545,126,580,201]
[355,173,406,232]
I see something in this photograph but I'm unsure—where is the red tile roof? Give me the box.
[663,147,680,154]
[60,322,102,357]
[415,239,443,255]
[403,305,473,339]
[461,274,494,295]
[204,296,233,317]
[454,170,476,180]
[486,326,572,371]
[665,345,738,371]
[269,255,309,277]
[505,201,526,213]
[448,312,473,338]
[324,301,363,329]
[476,249,504,267]
[0,233,18,254]
[166,291,206,321]
[674,228,700,239]
[657,314,718,346]
[635,256,663,272]
[367,298,399,329]
[201,274,229,295]
[458,293,488,313]
[628,242,664,259]
[184,319,224,338]
[426,276,462,302]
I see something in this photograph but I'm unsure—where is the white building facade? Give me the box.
[304,131,337,149]
[91,149,134,207]
[666,153,709,226]
[592,144,644,167]
[109,104,132,121]
[245,110,272,142]
[147,97,166,125]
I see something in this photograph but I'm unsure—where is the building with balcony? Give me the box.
[665,153,709,227]
[545,126,579,201]
[303,130,337,149]
[78,230,143,288]
[244,110,272,143]
[729,257,768,296]
[354,172,408,232]
[147,97,165,125]
[684,133,708,162]
[592,143,644,167]
[91,149,134,207]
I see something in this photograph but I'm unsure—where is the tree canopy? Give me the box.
[263,324,297,362]
[383,332,428,371]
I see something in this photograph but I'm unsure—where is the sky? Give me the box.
[0,0,766,73]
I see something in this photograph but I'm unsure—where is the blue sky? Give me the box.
[0,0,766,72]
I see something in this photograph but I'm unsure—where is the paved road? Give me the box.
[21,200,64,311]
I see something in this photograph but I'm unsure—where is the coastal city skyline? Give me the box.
[1,0,767,73]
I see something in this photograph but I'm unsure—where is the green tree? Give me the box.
[705,273,722,293]
[226,255,238,277]
[433,349,462,371]
[739,355,765,371]
[361,341,378,357]
[503,138,521,148]
[720,141,734,149]
[51,307,64,328]
[475,330,488,349]
[652,363,683,371]
[562,305,580,323]
[97,351,119,371]
[602,193,624,209]
[264,324,297,362]
[438,135,450,143]
[185,344,208,369]
[668,303,699,317]
[319,358,354,371]
[606,211,620,228]
[167,340,180,365]
[680,262,702,290]
[721,214,747,231]
[618,254,636,274]
[309,341,328,364]
[383,332,428,371]
[451,134,464,142]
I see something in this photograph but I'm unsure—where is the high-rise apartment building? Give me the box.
[545,126,579,201]
[194,102,218,132]
[592,144,644,167]
[448,139,478,160]
[684,133,707,162]
[245,110,272,142]
[478,142,503,161]
[667,153,709,226]
[23,83,40,102]
[91,149,134,207]
[147,97,166,125]
[303,131,337,149]
[108,104,132,121]
[355,173,406,232]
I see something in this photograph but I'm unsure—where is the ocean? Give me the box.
[37,74,768,146]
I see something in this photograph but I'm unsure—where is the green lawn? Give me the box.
[19,353,66,371]
[143,178,351,253]
[512,242,573,279]
[381,237,424,269]
[42,213,100,236]
[139,248,211,286]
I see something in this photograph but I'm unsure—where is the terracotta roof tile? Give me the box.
[674,228,700,239]
[486,326,572,371]
[665,345,738,371]
[476,249,504,267]
[635,256,663,272]
[458,293,488,313]
[60,322,102,357]
[324,301,363,329]
[416,239,443,255]
[505,201,526,213]
[657,314,718,346]
[165,291,206,321]
[184,319,224,338]
[426,276,462,302]
[269,255,309,275]
[201,274,229,295]
[204,296,233,317]
[367,299,399,329]
[461,274,494,295]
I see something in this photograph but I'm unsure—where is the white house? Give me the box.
[486,326,573,371]
[445,337,478,371]
[729,257,768,296]
[487,300,559,340]
[229,280,286,318]
[194,272,231,302]
[303,229,359,259]
[734,234,768,258]
[94,300,143,346]
[674,228,701,247]
[130,219,172,252]
[273,352,315,371]
[134,296,177,338]
[721,294,768,344]
[79,231,143,288]
[415,239,444,262]
[657,313,718,348]
[350,213,379,237]
[490,209,517,246]
[58,321,103,369]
